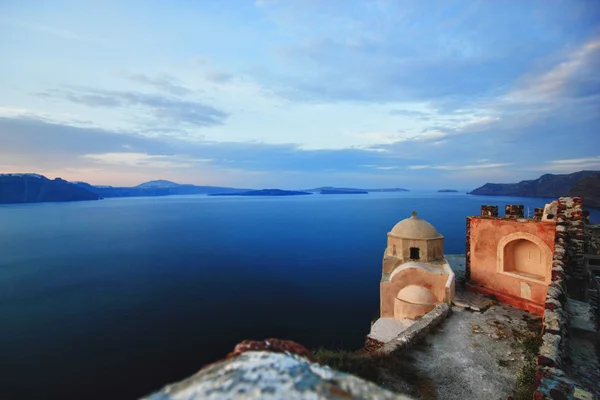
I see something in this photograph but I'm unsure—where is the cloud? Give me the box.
[37,87,228,127]
[525,156,600,173]
[409,163,512,171]
[388,109,432,118]
[1,17,84,42]
[126,73,193,96]
[550,156,600,165]
[205,70,233,84]
[408,165,430,170]
[507,36,600,103]
[82,152,213,168]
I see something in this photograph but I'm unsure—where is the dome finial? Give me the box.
[411,210,418,218]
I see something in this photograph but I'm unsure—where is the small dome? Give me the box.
[397,285,438,305]
[390,211,442,239]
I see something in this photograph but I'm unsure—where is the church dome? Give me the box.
[389,211,442,239]
[397,285,438,305]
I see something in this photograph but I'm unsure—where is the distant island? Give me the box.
[438,189,459,193]
[0,174,99,204]
[320,189,368,195]
[305,187,409,193]
[209,189,312,196]
[468,170,600,209]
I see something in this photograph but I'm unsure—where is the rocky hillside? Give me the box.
[468,170,600,199]
[0,174,99,204]
[569,173,600,209]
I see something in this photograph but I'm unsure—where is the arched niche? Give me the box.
[497,232,552,284]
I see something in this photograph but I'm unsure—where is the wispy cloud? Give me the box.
[36,87,228,127]
[550,156,600,165]
[507,36,600,103]
[125,73,193,96]
[388,109,432,119]
[205,70,233,84]
[82,152,213,168]
[414,163,512,171]
[525,156,600,173]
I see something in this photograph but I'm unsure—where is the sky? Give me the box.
[0,0,599,189]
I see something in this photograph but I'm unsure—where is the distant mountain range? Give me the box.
[468,170,600,208]
[0,176,413,204]
[3,171,598,208]
[0,174,99,204]
[73,180,249,198]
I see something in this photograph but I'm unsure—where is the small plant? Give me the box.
[313,348,420,387]
[513,327,543,400]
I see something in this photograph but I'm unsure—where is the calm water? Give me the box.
[0,193,597,399]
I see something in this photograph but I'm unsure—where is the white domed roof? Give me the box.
[397,285,438,305]
[389,211,442,239]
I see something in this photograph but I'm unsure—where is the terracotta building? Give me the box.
[466,203,557,315]
[380,211,455,320]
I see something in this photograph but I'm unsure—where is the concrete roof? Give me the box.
[389,212,442,239]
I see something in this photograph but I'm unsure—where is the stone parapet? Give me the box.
[379,303,451,354]
[533,197,584,399]
[505,204,525,219]
[481,205,499,217]
[585,224,600,255]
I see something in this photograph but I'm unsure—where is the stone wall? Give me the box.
[378,303,451,354]
[505,204,525,219]
[558,197,586,298]
[585,223,600,255]
[143,339,410,400]
[533,197,584,399]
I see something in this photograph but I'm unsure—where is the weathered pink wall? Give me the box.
[467,217,556,314]
[380,268,450,318]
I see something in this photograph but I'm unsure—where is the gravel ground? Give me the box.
[381,294,540,399]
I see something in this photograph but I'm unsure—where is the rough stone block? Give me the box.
[481,205,499,217]
[538,333,562,368]
[143,351,409,400]
[505,204,524,218]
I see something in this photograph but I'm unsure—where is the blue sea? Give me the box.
[0,192,597,399]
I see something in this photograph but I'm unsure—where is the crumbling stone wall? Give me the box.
[534,197,584,399]
[585,224,600,255]
[558,197,586,298]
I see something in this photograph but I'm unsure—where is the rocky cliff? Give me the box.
[468,170,600,200]
[569,173,600,209]
[0,174,99,204]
